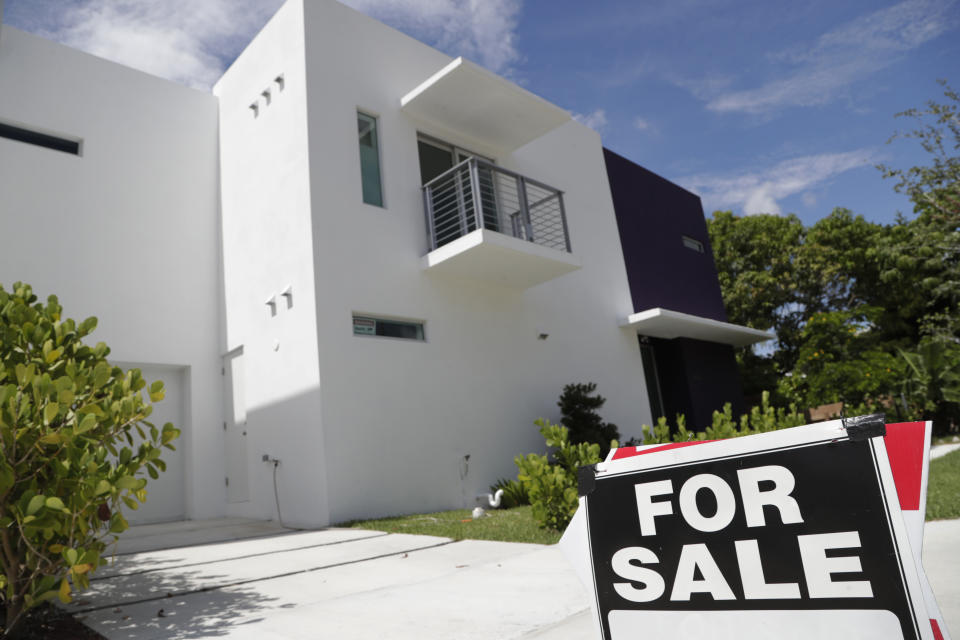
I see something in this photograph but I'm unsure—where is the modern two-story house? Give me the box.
[0,0,770,528]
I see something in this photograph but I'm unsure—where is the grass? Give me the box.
[927,447,960,520]
[342,505,562,545]
[345,446,960,542]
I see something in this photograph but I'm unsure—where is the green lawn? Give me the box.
[345,447,959,544]
[927,447,960,520]
[342,505,561,545]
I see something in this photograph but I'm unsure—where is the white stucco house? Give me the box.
[0,0,769,528]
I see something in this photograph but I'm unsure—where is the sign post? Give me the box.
[562,418,935,640]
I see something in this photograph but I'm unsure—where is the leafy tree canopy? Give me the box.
[707,80,959,433]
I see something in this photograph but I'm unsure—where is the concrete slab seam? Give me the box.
[70,538,460,615]
[92,532,392,581]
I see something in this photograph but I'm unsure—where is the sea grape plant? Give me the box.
[0,283,179,637]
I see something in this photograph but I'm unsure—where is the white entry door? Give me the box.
[224,349,250,503]
[127,365,186,524]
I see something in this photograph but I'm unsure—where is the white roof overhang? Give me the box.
[621,307,774,347]
[400,58,571,152]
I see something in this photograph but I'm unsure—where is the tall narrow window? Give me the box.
[357,112,383,207]
[639,338,665,421]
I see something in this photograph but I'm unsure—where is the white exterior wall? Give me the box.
[299,0,652,524]
[214,2,330,527]
[2,0,654,529]
[0,29,224,520]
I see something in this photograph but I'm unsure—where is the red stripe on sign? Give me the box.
[884,422,926,511]
[931,618,944,640]
[611,440,716,460]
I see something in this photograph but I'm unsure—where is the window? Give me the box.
[0,121,80,155]
[682,235,704,253]
[353,315,424,341]
[638,338,665,421]
[357,112,383,206]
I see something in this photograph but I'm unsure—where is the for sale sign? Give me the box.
[563,418,934,640]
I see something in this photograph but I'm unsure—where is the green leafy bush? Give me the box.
[515,419,601,531]
[639,391,807,444]
[558,382,619,458]
[0,283,179,637]
[489,477,529,508]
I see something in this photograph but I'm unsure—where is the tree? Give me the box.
[877,79,960,223]
[899,340,960,430]
[557,383,619,457]
[705,80,959,432]
[0,283,179,638]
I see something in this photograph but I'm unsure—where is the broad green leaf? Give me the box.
[109,512,128,534]
[93,362,111,388]
[45,497,65,510]
[115,476,139,490]
[94,479,111,496]
[64,548,78,566]
[78,413,97,434]
[27,494,46,516]
[38,433,62,445]
[43,402,59,425]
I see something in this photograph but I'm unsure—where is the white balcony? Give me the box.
[421,157,580,289]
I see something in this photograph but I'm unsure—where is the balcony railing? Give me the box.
[422,157,571,253]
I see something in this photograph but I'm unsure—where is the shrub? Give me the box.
[638,391,807,444]
[489,477,529,508]
[0,283,179,638]
[558,382,619,458]
[515,419,601,531]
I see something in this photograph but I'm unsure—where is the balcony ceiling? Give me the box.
[401,58,571,152]
[621,308,774,347]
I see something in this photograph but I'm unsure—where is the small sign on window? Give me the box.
[353,317,376,335]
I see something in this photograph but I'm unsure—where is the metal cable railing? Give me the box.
[422,157,571,253]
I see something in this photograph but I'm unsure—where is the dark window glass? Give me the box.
[353,316,424,341]
[0,122,80,155]
[357,112,383,206]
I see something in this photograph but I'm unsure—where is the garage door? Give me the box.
[124,365,186,525]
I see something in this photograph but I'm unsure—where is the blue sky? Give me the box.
[5,0,957,225]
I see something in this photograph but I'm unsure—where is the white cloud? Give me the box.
[342,0,522,75]
[633,116,651,131]
[36,1,282,89]
[22,0,523,89]
[573,109,607,132]
[704,0,958,115]
[680,149,879,215]
[801,191,817,207]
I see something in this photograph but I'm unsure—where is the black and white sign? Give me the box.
[561,420,933,640]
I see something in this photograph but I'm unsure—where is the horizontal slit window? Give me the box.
[682,235,704,253]
[0,121,80,155]
[353,315,424,341]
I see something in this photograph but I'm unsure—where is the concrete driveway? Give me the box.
[67,517,958,639]
[65,518,593,639]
